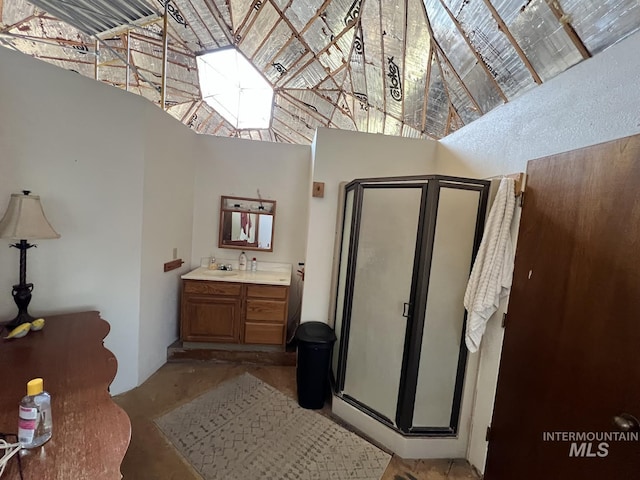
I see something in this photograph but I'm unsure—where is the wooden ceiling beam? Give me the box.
[438,0,508,103]
[261,0,297,71]
[377,0,387,133]
[134,67,199,95]
[161,5,169,110]
[279,91,332,126]
[445,106,453,136]
[196,108,216,133]
[268,0,339,89]
[212,119,227,135]
[270,121,299,144]
[33,55,93,65]
[0,14,39,34]
[180,100,200,122]
[420,48,433,133]
[343,2,370,130]
[127,33,196,61]
[545,0,591,59]
[199,0,234,45]
[435,41,482,114]
[275,99,327,133]
[184,0,221,49]
[481,0,541,85]
[272,116,312,143]
[249,18,282,60]
[129,47,197,70]
[121,31,130,91]
[400,0,409,126]
[94,39,99,80]
[431,44,463,137]
[265,1,314,86]
[235,0,261,40]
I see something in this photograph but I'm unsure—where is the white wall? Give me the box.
[0,47,145,393]
[0,46,201,394]
[138,109,195,383]
[437,30,640,472]
[191,134,311,328]
[191,135,311,267]
[302,128,439,324]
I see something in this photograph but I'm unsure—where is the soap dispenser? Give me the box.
[239,251,247,271]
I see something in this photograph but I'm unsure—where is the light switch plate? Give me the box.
[313,182,325,198]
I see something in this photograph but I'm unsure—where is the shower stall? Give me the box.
[331,175,490,438]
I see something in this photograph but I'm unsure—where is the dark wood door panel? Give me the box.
[485,135,640,479]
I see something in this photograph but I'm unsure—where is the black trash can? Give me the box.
[295,321,337,409]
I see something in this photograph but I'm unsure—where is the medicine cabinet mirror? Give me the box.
[218,195,276,252]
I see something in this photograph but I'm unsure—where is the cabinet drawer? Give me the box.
[183,280,241,296]
[244,322,284,345]
[246,299,287,323]
[246,284,288,299]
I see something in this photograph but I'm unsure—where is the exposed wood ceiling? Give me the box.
[1,0,639,144]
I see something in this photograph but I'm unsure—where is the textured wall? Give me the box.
[438,30,640,473]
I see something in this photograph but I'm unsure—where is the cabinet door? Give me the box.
[181,294,241,342]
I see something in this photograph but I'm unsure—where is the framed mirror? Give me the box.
[218,195,276,252]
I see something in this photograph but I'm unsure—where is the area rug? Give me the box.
[155,373,391,480]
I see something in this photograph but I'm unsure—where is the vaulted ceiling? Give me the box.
[1,0,639,143]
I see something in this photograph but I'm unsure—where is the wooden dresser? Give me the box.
[0,311,131,479]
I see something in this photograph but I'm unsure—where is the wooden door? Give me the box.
[485,135,640,479]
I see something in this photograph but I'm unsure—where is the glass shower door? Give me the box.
[341,185,423,425]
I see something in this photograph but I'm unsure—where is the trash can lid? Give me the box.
[295,321,337,344]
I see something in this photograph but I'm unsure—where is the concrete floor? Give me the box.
[114,363,480,480]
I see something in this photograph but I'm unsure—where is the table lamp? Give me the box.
[0,191,60,328]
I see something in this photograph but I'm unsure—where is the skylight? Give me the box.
[196,49,274,130]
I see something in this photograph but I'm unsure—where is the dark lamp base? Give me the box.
[4,311,36,329]
[3,282,35,329]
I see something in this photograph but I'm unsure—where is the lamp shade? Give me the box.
[0,192,60,240]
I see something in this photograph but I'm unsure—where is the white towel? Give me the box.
[464,177,516,352]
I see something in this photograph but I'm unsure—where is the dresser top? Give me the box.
[0,311,131,479]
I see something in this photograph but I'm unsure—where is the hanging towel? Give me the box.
[464,177,516,352]
[240,212,252,237]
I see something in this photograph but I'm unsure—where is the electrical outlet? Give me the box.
[173,247,178,260]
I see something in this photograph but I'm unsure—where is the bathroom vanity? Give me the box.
[180,264,291,348]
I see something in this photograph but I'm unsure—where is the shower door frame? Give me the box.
[332,175,490,437]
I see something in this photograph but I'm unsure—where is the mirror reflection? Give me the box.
[219,196,276,252]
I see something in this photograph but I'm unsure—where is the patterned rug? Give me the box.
[155,373,391,480]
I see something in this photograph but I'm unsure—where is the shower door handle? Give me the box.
[402,303,411,318]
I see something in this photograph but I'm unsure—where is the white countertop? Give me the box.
[181,264,292,286]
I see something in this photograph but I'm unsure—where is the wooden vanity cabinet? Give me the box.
[181,280,242,342]
[181,280,289,347]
